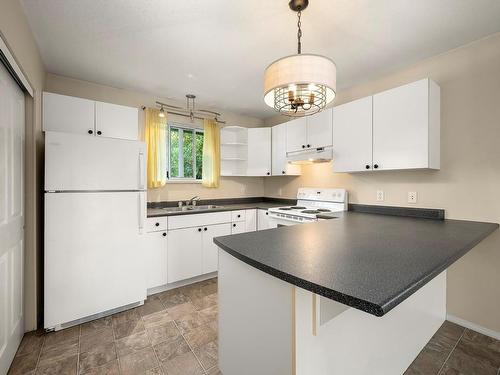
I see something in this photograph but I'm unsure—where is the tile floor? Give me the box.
[8,277,500,375]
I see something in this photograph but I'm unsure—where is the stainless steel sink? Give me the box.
[161,205,221,212]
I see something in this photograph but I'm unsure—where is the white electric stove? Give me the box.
[268,188,348,227]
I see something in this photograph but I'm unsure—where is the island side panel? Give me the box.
[218,249,294,375]
[295,271,447,375]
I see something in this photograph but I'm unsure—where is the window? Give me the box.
[168,124,204,181]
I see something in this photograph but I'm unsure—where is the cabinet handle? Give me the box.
[97,130,102,136]
[237,214,241,218]
[282,170,285,174]
[365,165,370,169]
[302,145,305,149]
[198,228,202,232]
[374,164,379,169]
[88,129,93,135]
[266,172,270,175]
[162,232,166,237]
[266,212,268,215]
[307,144,311,148]
[204,227,207,231]
[155,222,159,226]
[233,223,236,227]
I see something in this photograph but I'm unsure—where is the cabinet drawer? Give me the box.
[146,217,167,232]
[231,210,246,222]
[168,211,232,230]
[231,222,246,234]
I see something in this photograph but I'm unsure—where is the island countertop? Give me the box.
[213,211,498,317]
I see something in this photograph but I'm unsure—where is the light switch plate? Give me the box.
[408,191,418,204]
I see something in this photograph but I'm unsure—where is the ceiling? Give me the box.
[21,0,500,118]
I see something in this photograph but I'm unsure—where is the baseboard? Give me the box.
[447,314,500,340]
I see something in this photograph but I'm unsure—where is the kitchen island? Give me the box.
[214,211,498,375]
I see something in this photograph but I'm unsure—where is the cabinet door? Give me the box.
[272,124,286,176]
[286,117,307,153]
[231,222,245,235]
[167,227,202,283]
[257,209,270,231]
[43,92,95,135]
[372,79,429,170]
[202,223,231,274]
[247,128,271,176]
[95,101,139,140]
[144,231,167,289]
[306,108,333,149]
[332,97,373,172]
[245,209,257,232]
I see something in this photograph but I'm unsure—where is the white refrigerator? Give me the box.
[44,131,147,330]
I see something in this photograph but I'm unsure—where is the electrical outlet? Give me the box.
[376,190,384,202]
[408,191,418,204]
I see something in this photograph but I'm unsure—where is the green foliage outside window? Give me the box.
[169,125,203,180]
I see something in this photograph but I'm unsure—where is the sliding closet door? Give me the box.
[0,61,25,374]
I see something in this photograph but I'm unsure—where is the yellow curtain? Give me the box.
[202,119,220,188]
[144,108,168,188]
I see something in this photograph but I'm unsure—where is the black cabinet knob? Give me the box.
[282,171,285,174]
[302,145,305,148]
[365,165,370,169]
[97,130,102,135]
[266,212,268,215]
[233,223,236,227]
[155,222,159,226]
[374,164,379,169]
[237,214,241,218]
[307,144,311,148]
[204,227,207,231]
[88,129,93,135]
[162,232,166,237]
[266,172,270,175]
[198,228,202,232]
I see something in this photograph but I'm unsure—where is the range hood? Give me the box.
[287,146,333,165]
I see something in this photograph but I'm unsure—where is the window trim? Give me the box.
[167,122,204,182]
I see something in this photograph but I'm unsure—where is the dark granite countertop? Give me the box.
[147,201,292,218]
[214,211,498,317]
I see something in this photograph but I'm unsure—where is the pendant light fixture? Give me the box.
[263,0,336,117]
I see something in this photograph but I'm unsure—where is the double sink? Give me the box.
[160,205,222,213]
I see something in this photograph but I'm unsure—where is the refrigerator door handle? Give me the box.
[138,192,145,233]
[138,151,145,190]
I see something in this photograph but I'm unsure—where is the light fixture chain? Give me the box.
[297,10,302,54]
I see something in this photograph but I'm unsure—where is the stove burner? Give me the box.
[278,207,293,210]
[302,209,321,214]
[317,209,332,212]
[290,206,306,209]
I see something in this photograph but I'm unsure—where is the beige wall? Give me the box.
[264,33,500,332]
[1,0,46,331]
[44,73,266,202]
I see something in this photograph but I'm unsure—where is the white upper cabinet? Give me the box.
[43,92,95,135]
[286,117,307,153]
[306,108,333,149]
[95,101,139,141]
[247,127,271,176]
[332,97,373,172]
[372,78,440,170]
[43,92,139,141]
[286,109,333,153]
[272,123,301,176]
[332,78,440,173]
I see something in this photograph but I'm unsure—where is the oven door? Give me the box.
[268,215,300,228]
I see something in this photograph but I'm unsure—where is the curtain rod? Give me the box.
[141,106,226,124]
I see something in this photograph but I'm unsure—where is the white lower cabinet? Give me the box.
[202,223,232,274]
[257,209,270,230]
[167,226,203,283]
[144,231,168,289]
[231,221,246,234]
[245,209,257,232]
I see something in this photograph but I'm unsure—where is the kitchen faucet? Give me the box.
[186,196,201,206]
